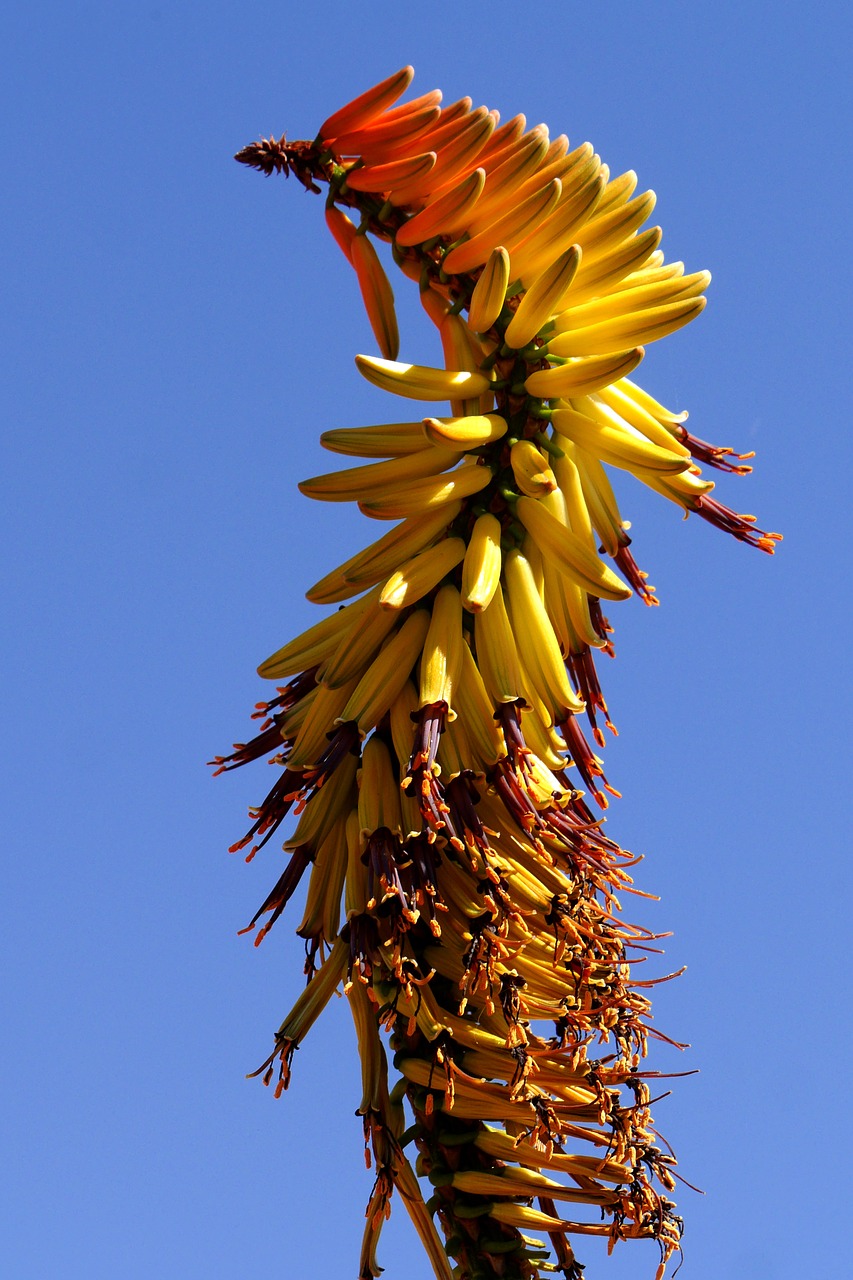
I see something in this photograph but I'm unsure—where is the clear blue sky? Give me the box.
[3,3,850,1277]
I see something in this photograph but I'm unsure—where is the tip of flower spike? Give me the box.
[235,135,290,174]
[234,136,321,192]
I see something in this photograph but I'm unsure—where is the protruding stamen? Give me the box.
[693,494,782,553]
[238,847,312,945]
[673,425,754,474]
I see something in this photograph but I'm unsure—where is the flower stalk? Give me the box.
[216,65,779,1279]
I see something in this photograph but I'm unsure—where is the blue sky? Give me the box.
[3,3,850,1277]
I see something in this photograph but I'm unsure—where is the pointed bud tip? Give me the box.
[234,136,290,175]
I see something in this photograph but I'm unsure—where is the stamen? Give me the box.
[210,669,319,772]
[560,715,621,808]
[673,425,754,474]
[693,494,782,552]
[613,545,658,606]
[566,647,617,745]
[238,846,312,944]
[227,767,305,859]
[301,719,361,789]
[587,598,615,653]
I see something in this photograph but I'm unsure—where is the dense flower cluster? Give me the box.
[219,67,779,1280]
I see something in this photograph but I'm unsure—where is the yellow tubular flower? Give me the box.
[275,684,318,741]
[454,641,507,768]
[304,561,366,606]
[422,412,507,450]
[224,64,780,1280]
[286,679,359,767]
[504,244,581,349]
[552,450,596,547]
[247,938,349,1095]
[354,353,491,401]
[343,809,367,919]
[358,735,403,838]
[256,590,373,679]
[515,497,632,601]
[548,296,707,358]
[360,463,491,521]
[560,268,710,333]
[468,245,511,333]
[461,512,503,612]
[378,536,466,608]
[436,712,473,780]
[524,347,645,398]
[473,581,527,704]
[340,608,432,732]
[594,167,638,212]
[343,501,464,587]
[566,225,664,304]
[504,547,586,719]
[296,816,349,944]
[320,419,437,457]
[572,188,657,260]
[569,443,630,557]
[298,444,458,502]
[552,405,690,475]
[512,170,606,284]
[419,582,464,711]
[388,678,419,769]
[283,753,359,852]
[319,590,399,687]
[577,387,692,456]
[510,439,558,497]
